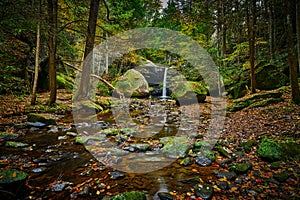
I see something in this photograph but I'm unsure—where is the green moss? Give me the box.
[281,142,300,160]
[112,191,146,200]
[27,113,56,125]
[257,139,282,161]
[5,141,28,148]
[229,163,252,174]
[214,146,229,157]
[0,169,28,184]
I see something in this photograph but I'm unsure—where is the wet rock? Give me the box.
[240,140,257,153]
[5,141,28,148]
[51,182,66,192]
[29,127,41,132]
[47,126,59,134]
[179,176,201,184]
[32,167,47,173]
[111,191,146,200]
[257,139,282,161]
[129,143,150,151]
[79,184,90,196]
[66,132,77,137]
[27,113,56,125]
[217,158,234,168]
[26,122,47,128]
[180,157,192,166]
[194,183,214,200]
[109,171,125,180]
[0,132,18,140]
[58,135,67,140]
[160,136,190,158]
[234,177,243,184]
[217,181,228,190]
[157,192,174,200]
[229,163,252,174]
[195,156,212,167]
[214,171,237,180]
[214,146,229,157]
[273,170,289,182]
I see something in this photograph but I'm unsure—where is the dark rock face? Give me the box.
[194,183,214,200]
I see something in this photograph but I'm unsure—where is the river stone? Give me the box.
[157,192,174,200]
[195,156,212,167]
[109,171,125,180]
[214,171,237,180]
[217,181,228,190]
[51,182,66,192]
[27,113,56,125]
[0,133,18,140]
[194,183,214,200]
[160,136,191,158]
[229,163,252,174]
[111,191,146,200]
[179,176,202,184]
[27,122,47,128]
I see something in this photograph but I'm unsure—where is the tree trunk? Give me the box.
[47,0,58,104]
[221,0,226,57]
[296,0,300,73]
[31,0,41,105]
[268,0,275,59]
[285,0,300,104]
[247,0,256,93]
[76,0,101,101]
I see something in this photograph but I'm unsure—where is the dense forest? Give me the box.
[0,0,299,199]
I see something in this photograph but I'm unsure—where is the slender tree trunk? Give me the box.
[31,0,41,105]
[285,0,300,104]
[221,0,226,57]
[76,0,100,100]
[47,0,57,104]
[268,0,275,59]
[296,0,300,73]
[247,0,256,93]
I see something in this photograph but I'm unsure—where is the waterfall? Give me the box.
[161,67,169,98]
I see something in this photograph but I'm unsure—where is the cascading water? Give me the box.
[161,67,169,98]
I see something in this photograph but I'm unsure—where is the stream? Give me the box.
[0,98,219,199]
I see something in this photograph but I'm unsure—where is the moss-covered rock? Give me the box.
[111,191,146,200]
[257,139,282,161]
[214,146,229,157]
[5,141,28,148]
[160,136,191,158]
[229,163,252,174]
[273,170,289,182]
[0,169,28,184]
[255,64,289,90]
[0,132,18,140]
[240,140,257,152]
[27,113,56,125]
[172,81,207,105]
[114,69,149,98]
[280,142,300,160]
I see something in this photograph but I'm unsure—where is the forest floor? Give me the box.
[0,88,299,200]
